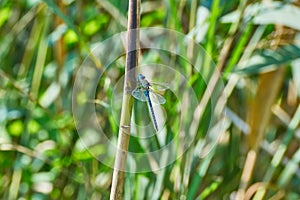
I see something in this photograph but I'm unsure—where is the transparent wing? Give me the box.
[149,82,169,91]
[149,90,166,104]
[132,89,147,102]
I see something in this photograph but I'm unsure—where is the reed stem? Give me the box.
[110,0,140,199]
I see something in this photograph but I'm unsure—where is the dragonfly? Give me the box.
[132,74,168,132]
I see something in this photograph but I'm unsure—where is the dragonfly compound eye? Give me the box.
[138,74,145,81]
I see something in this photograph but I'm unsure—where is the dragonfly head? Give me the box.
[137,74,146,81]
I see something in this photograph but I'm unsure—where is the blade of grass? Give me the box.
[277,148,300,187]
[0,69,50,114]
[0,4,44,65]
[217,0,250,71]
[18,5,45,78]
[215,24,267,117]
[42,0,79,36]
[8,169,22,200]
[196,178,222,199]
[30,7,50,100]
[224,26,267,200]
[151,150,169,200]
[42,0,103,69]
[134,175,149,200]
[203,0,221,77]
[253,104,300,199]
[187,146,216,200]
[167,0,182,31]
[9,8,50,194]
[180,144,194,196]
[224,23,254,76]
[96,0,127,28]
[187,117,230,199]
[247,67,286,150]
[236,24,297,200]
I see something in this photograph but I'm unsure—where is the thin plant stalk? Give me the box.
[110,0,140,199]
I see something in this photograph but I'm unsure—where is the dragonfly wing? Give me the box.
[149,91,166,104]
[132,89,147,102]
[150,82,169,91]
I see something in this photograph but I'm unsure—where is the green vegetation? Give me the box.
[0,0,299,199]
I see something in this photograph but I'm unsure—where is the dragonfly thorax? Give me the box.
[140,80,150,90]
[137,74,151,90]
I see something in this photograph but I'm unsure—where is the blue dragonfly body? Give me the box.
[132,74,168,131]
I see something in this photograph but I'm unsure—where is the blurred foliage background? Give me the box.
[0,0,300,199]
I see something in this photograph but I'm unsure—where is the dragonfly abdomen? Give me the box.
[144,90,159,131]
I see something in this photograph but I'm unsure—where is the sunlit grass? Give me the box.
[0,0,299,199]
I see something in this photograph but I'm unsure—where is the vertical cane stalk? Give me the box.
[110,0,140,199]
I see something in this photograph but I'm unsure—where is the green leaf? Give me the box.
[233,45,300,75]
[128,136,145,153]
[0,7,11,27]
[42,0,79,36]
[197,179,222,199]
[83,15,109,36]
[64,29,79,45]
[7,120,24,136]
[253,3,300,31]
[221,2,300,31]
[83,20,100,36]
[140,10,165,27]
[73,145,105,161]
[27,119,41,134]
